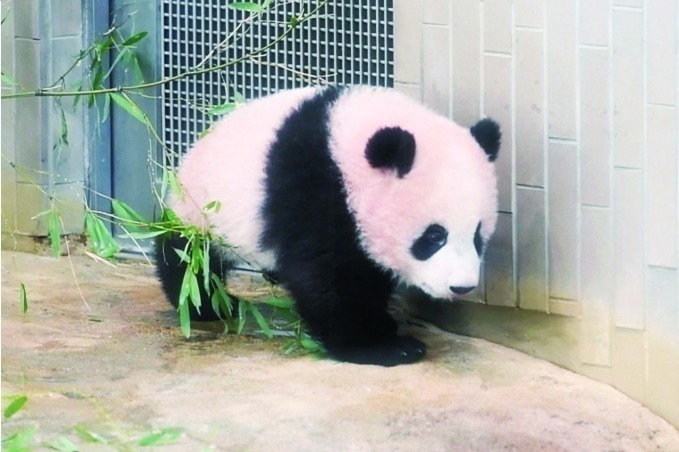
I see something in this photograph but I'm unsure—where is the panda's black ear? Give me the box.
[365,127,416,178]
[470,118,501,162]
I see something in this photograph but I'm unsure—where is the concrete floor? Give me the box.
[2,250,679,451]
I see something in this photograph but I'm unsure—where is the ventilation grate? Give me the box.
[161,0,394,160]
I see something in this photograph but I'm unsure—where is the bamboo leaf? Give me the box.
[2,426,36,451]
[138,428,182,446]
[122,31,148,46]
[92,66,104,89]
[1,71,19,87]
[229,2,263,13]
[188,269,202,311]
[101,93,111,124]
[84,211,120,258]
[202,239,211,292]
[130,53,145,84]
[174,246,191,264]
[44,436,78,452]
[110,92,147,125]
[207,102,237,116]
[203,200,221,213]
[178,267,192,308]
[211,274,233,317]
[249,303,273,339]
[3,395,27,419]
[263,296,294,310]
[111,199,147,231]
[74,425,108,444]
[19,283,27,314]
[119,229,166,240]
[178,295,190,338]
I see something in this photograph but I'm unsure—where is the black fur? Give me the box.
[260,87,426,366]
[473,222,483,256]
[410,223,448,261]
[470,118,501,162]
[155,233,233,321]
[365,127,416,178]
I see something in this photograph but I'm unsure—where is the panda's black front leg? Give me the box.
[280,259,427,367]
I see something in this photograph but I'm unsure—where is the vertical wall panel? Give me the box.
[546,1,577,139]
[515,0,544,28]
[515,29,546,187]
[517,187,548,311]
[394,0,422,84]
[614,169,645,329]
[548,141,578,301]
[646,267,679,426]
[580,48,611,207]
[646,106,678,268]
[422,25,450,116]
[483,0,512,54]
[483,54,513,213]
[451,0,481,125]
[612,9,644,169]
[647,0,677,105]
[422,0,449,25]
[581,207,614,366]
[579,0,609,46]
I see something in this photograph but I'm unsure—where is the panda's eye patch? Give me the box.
[411,224,448,261]
[474,222,483,256]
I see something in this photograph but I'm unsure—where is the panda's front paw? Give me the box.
[327,335,427,367]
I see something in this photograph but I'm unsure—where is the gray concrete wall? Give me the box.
[1,0,86,248]
[395,0,679,428]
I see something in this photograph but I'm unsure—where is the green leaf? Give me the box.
[2,426,37,452]
[130,53,145,84]
[263,296,294,310]
[299,336,322,351]
[249,303,273,339]
[1,70,18,87]
[44,436,78,452]
[137,428,182,447]
[207,102,237,116]
[178,266,192,306]
[101,93,111,124]
[118,229,166,240]
[229,2,263,13]
[111,199,147,230]
[178,296,190,338]
[84,211,121,258]
[202,239,211,292]
[173,246,191,264]
[3,396,27,419]
[233,91,246,103]
[203,200,221,213]
[48,209,62,258]
[188,270,201,311]
[71,81,83,110]
[122,31,148,46]
[210,274,233,317]
[73,425,107,444]
[91,66,104,89]
[110,92,148,125]
[19,283,27,314]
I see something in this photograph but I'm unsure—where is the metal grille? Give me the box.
[161,0,394,159]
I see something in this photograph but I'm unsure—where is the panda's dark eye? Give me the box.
[474,222,483,256]
[411,224,448,261]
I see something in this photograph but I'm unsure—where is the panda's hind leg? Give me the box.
[155,233,234,321]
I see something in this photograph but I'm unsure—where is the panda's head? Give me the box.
[331,94,501,300]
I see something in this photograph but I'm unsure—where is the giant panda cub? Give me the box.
[156,85,501,367]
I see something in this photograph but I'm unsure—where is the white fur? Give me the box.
[169,87,319,268]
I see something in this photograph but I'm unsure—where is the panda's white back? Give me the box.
[168,87,318,268]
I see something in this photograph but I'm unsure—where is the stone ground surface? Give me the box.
[2,250,679,451]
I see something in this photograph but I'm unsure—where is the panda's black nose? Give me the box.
[450,285,475,295]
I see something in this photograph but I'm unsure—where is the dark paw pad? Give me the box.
[327,335,427,367]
